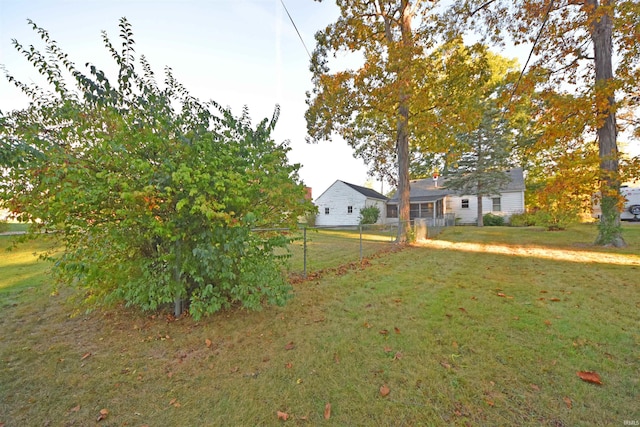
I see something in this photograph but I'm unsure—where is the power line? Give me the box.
[506,0,555,109]
[279,0,312,60]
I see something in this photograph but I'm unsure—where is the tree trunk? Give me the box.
[394,0,415,243]
[477,194,484,227]
[588,0,626,247]
[397,105,411,242]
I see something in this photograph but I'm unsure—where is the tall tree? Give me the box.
[0,19,313,319]
[450,0,640,246]
[445,105,514,226]
[306,0,437,242]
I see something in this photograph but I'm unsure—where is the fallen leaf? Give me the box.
[70,404,80,412]
[452,341,458,349]
[577,371,602,385]
[285,362,293,369]
[497,293,506,297]
[393,351,403,360]
[458,307,467,313]
[394,327,401,334]
[277,410,289,421]
[471,296,478,300]
[563,396,572,409]
[440,361,452,369]
[169,398,177,406]
[284,342,295,350]
[485,400,495,407]
[380,384,390,397]
[97,408,109,422]
[540,290,548,293]
[379,329,389,335]
[550,298,561,302]
[363,322,372,328]
[205,338,212,348]
[544,320,552,326]
[384,346,393,353]
[334,353,340,364]
[324,402,331,419]
[81,352,92,361]
[530,384,540,391]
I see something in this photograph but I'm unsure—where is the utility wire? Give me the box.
[505,0,555,109]
[280,0,312,60]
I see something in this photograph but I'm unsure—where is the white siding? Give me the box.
[448,191,525,224]
[315,181,369,226]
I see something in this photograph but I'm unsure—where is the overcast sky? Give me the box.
[0,0,385,198]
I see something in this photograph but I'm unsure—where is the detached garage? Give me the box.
[314,180,388,226]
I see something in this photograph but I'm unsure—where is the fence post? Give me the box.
[303,226,307,278]
[359,224,363,263]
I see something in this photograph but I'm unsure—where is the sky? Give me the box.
[0,0,382,199]
[1,1,638,198]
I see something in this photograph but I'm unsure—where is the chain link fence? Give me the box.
[256,219,452,279]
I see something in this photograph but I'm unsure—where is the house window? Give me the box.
[386,204,398,218]
[492,197,501,212]
[347,206,353,214]
[461,199,469,209]
[324,207,330,215]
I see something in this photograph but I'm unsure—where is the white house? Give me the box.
[386,168,526,225]
[314,180,388,226]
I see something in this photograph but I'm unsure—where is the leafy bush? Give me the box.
[359,206,380,225]
[483,213,505,226]
[0,19,314,319]
[509,212,535,227]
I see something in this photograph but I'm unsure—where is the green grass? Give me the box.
[1,225,639,426]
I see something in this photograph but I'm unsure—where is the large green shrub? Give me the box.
[0,19,314,319]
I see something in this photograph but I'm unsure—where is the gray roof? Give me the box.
[388,168,525,203]
[341,181,388,200]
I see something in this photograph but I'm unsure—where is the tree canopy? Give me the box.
[0,18,314,319]
[449,0,640,245]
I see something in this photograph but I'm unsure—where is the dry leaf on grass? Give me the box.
[380,384,390,397]
[284,342,295,350]
[97,408,108,422]
[205,338,212,348]
[394,327,401,334]
[69,404,80,412]
[276,410,289,421]
[324,402,331,419]
[563,396,572,409]
[577,371,602,385]
[81,352,91,360]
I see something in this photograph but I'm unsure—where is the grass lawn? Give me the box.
[0,224,639,426]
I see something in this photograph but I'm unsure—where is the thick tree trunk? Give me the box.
[588,0,626,247]
[397,105,411,242]
[395,0,415,243]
